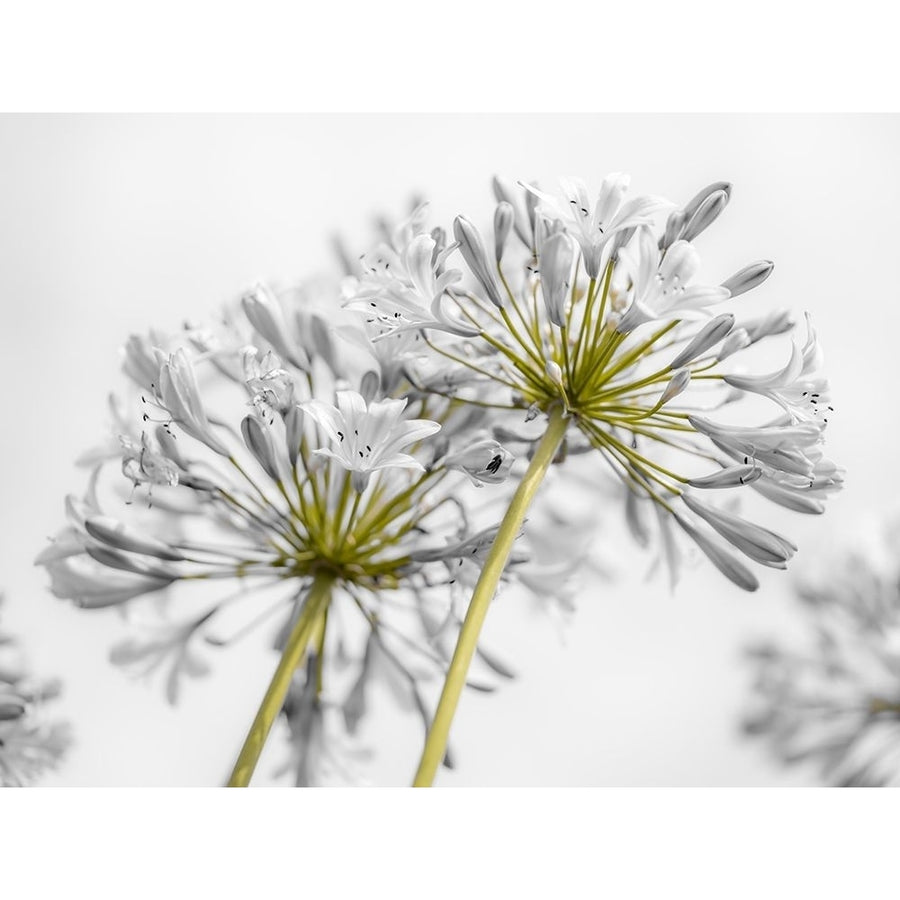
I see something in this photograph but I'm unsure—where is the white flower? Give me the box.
[724,313,831,423]
[344,219,477,339]
[614,232,731,332]
[524,174,671,278]
[301,390,441,492]
[156,349,231,457]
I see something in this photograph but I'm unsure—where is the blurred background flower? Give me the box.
[0,595,71,787]
[743,516,900,786]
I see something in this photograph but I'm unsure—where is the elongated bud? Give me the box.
[625,489,651,548]
[241,415,280,481]
[688,464,762,489]
[494,202,514,263]
[241,283,307,370]
[85,516,185,561]
[681,492,797,567]
[721,260,774,298]
[492,175,533,248]
[453,216,504,308]
[659,368,691,406]
[673,512,759,592]
[284,404,302,467]
[681,189,729,242]
[153,425,186,471]
[310,315,336,372]
[670,314,734,369]
[682,181,732,221]
[717,327,751,360]
[444,439,515,487]
[743,310,794,343]
[540,232,574,327]
[85,544,176,579]
[660,209,687,250]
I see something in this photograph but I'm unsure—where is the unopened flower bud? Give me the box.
[721,260,774,298]
[717,327,751,360]
[85,516,185,561]
[659,368,691,406]
[0,697,26,721]
[670,314,734,369]
[688,464,763,489]
[359,370,380,405]
[681,189,729,242]
[494,202,514,263]
[660,209,687,250]
[540,232,574,327]
[284,405,303,467]
[682,181,732,222]
[453,216,504,308]
[743,310,794,343]
[545,360,565,392]
[241,415,280,482]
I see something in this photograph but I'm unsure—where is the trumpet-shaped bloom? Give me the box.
[301,391,441,492]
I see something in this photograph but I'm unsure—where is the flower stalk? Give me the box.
[412,405,569,786]
[227,571,335,787]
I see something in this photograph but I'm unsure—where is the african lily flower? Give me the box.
[744,518,900,787]
[36,276,546,786]
[343,174,842,785]
[0,595,71,787]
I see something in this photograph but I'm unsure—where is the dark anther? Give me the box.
[337,431,344,441]
[485,454,503,475]
[358,451,364,458]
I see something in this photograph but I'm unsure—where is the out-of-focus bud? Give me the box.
[670,314,734,369]
[284,405,303,467]
[721,260,775,298]
[494,202,515,264]
[359,370,380,406]
[241,415,280,482]
[85,516,185,561]
[743,310,794,343]
[717,327,752,360]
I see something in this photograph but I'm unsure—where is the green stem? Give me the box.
[227,572,334,787]
[411,405,569,787]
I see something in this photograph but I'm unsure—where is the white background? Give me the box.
[1,114,897,786]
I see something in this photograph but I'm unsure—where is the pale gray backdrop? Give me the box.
[1,114,895,785]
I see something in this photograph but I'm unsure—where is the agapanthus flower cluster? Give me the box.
[344,175,843,592]
[744,519,900,787]
[0,595,70,786]
[36,272,564,784]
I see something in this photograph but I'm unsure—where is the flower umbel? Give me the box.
[0,595,71,787]
[37,278,530,785]
[744,519,900,787]
[344,176,842,593]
